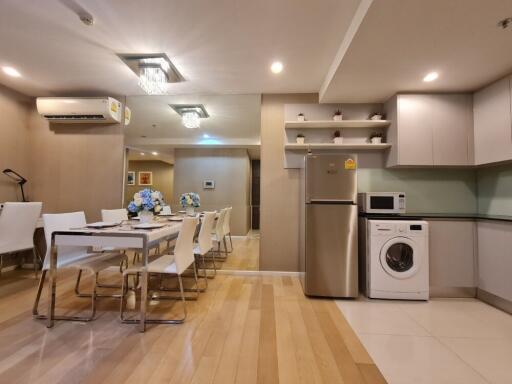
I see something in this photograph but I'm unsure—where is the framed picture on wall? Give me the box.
[127,171,135,186]
[203,180,215,189]
[138,171,153,186]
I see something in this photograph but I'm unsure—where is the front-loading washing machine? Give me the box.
[365,220,429,300]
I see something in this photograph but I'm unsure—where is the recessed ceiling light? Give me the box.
[203,134,210,138]
[151,151,158,156]
[423,72,439,82]
[270,61,283,74]
[2,66,21,77]
[140,152,145,156]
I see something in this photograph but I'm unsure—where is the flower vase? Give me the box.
[186,206,195,216]
[140,210,154,223]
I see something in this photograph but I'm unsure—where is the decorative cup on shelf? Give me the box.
[333,130,343,144]
[369,132,384,144]
[333,109,343,121]
[297,113,305,122]
[370,113,383,121]
[296,134,305,144]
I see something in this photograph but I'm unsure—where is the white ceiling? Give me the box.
[320,0,512,102]
[0,0,360,97]
[124,94,261,145]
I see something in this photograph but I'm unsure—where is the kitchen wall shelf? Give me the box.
[285,143,391,150]
[284,120,390,129]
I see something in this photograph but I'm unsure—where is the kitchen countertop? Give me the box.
[359,212,512,223]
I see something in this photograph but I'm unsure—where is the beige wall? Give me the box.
[172,148,251,236]
[125,160,174,207]
[260,94,318,271]
[26,103,125,222]
[0,85,31,202]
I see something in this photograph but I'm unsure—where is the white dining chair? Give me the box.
[0,202,42,278]
[32,211,127,322]
[101,208,128,223]
[212,208,229,260]
[223,206,233,253]
[193,211,217,286]
[120,216,199,324]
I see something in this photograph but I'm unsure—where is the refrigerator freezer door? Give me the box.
[306,154,357,203]
[305,203,358,297]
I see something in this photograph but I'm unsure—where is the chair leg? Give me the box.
[229,233,233,252]
[200,255,209,286]
[0,253,3,277]
[32,270,47,316]
[177,275,187,321]
[32,248,39,278]
[119,273,129,321]
[193,262,201,296]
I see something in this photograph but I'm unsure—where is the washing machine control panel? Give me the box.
[370,221,426,236]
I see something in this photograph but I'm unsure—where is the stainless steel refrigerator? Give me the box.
[299,154,358,298]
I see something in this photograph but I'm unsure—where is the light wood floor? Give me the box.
[0,266,386,384]
[219,234,259,271]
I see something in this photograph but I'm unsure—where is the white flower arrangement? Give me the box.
[127,188,164,214]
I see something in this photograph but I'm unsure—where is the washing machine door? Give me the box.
[379,237,421,279]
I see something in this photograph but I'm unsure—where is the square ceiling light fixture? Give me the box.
[169,104,209,129]
[118,53,184,95]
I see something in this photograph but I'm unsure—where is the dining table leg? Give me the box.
[139,242,149,332]
[46,238,57,328]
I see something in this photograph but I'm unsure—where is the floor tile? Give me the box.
[336,300,430,336]
[440,337,512,384]
[398,299,510,339]
[359,334,488,384]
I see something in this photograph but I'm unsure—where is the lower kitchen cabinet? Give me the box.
[427,219,476,296]
[477,221,512,303]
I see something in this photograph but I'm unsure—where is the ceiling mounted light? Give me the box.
[140,152,145,156]
[203,133,210,138]
[182,111,201,129]
[270,61,283,74]
[169,104,209,129]
[423,72,439,82]
[151,151,158,156]
[117,53,184,95]
[2,66,21,77]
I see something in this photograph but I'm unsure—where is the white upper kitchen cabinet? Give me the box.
[385,94,473,167]
[473,76,512,165]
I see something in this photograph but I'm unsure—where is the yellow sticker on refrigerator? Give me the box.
[344,158,356,170]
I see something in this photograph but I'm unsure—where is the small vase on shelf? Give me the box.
[296,135,305,144]
[297,113,305,122]
[139,210,154,223]
[333,109,343,121]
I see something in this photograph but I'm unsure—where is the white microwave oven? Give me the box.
[358,192,406,214]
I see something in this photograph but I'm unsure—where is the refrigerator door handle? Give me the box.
[308,199,355,204]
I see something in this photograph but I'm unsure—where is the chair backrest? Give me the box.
[101,208,128,223]
[173,217,199,274]
[42,211,90,270]
[214,208,227,239]
[197,212,216,255]
[0,202,42,252]
[222,207,232,235]
[161,205,172,215]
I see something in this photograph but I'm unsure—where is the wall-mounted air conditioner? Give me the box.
[36,97,122,123]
